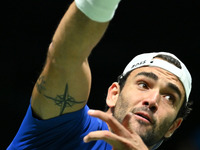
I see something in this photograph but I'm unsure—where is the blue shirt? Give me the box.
[7,104,112,150]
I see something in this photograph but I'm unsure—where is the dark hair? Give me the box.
[117,54,192,120]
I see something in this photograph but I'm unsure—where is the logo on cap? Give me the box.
[131,60,146,69]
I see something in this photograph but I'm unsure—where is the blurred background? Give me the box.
[1,0,200,149]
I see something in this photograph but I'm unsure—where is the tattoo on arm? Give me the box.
[36,76,46,94]
[36,76,85,115]
[44,84,85,115]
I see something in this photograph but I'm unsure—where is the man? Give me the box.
[8,0,192,149]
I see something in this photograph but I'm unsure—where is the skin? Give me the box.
[84,66,185,149]
[29,2,185,149]
[31,2,109,119]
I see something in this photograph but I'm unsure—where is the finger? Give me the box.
[88,110,130,136]
[121,112,134,134]
[83,130,130,149]
[122,112,144,138]
[83,130,111,143]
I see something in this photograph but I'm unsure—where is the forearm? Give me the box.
[48,2,109,64]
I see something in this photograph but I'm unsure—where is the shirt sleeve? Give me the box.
[8,100,92,149]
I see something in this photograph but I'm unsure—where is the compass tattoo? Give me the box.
[36,76,85,115]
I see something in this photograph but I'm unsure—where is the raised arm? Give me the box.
[31,2,110,120]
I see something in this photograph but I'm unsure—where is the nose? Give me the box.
[142,90,160,113]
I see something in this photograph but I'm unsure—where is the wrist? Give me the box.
[75,0,121,22]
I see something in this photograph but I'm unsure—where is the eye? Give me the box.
[138,81,149,89]
[163,94,176,104]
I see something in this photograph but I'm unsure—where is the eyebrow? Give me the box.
[136,72,158,81]
[135,71,182,100]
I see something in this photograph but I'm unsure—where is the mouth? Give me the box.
[134,112,153,124]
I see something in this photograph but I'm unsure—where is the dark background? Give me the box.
[1,0,200,149]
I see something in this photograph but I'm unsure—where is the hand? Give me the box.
[83,110,149,150]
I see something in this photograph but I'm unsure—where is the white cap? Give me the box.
[122,52,192,102]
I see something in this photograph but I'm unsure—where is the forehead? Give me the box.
[131,67,179,81]
[128,66,185,100]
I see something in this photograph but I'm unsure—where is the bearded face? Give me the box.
[113,93,177,146]
[108,67,185,148]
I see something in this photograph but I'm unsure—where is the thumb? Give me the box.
[121,112,134,134]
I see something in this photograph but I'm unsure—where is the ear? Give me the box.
[164,118,183,138]
[106,82,120,108]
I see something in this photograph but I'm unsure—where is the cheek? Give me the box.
[157,102,178,121]
[113,87,145,122]
[121,85,142,105]
[114,87,146,118]
[154,116,174,139]
[113,94,133,123]
[155,108,177,132]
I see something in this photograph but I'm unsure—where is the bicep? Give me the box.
[31,56,91,120]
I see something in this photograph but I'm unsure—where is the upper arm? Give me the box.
[31,55,91,119]
[31,2,109,120]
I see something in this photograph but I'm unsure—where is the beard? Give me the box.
[113,93,175,147]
